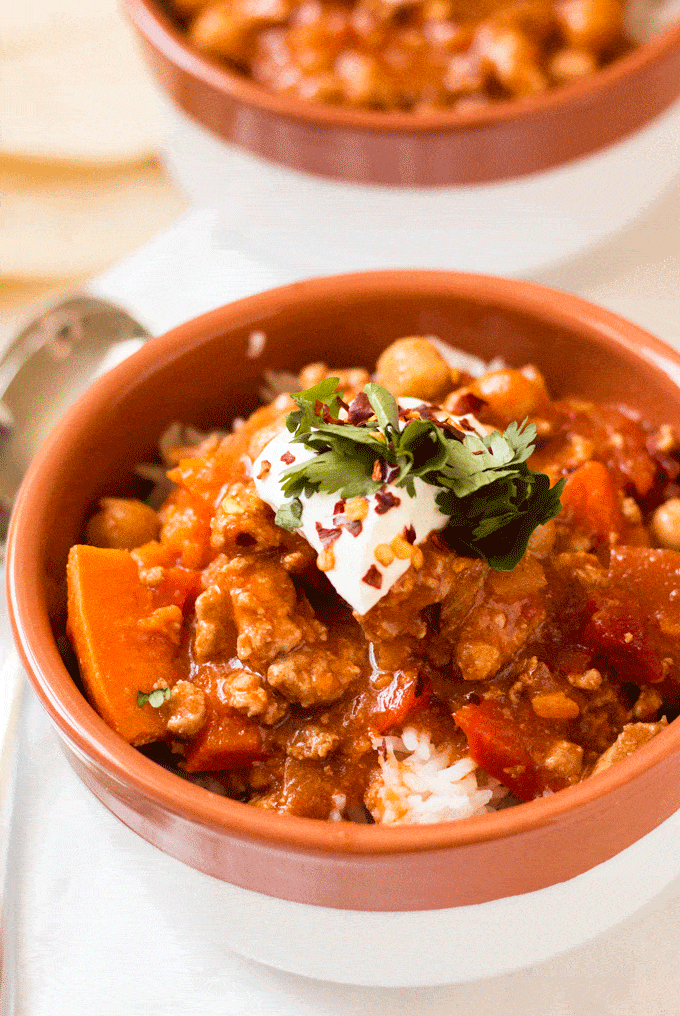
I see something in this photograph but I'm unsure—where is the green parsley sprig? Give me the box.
[137,687,171,709]
[275,377,564,571]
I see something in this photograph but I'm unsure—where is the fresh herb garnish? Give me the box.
[275,378,564,570]
[137,687,171,708]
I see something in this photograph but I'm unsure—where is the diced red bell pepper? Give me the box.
[454,700,541,802]
[183,710,264,772]
[582,594,664,684]
[370,672,430,734]
[560,460,622,545]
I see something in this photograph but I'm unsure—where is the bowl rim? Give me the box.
[125,0,680,135]
[8,269,680,857]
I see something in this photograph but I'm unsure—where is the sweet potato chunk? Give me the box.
[67,545,187,746]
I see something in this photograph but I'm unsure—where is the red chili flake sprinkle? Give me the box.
[384,463,400,484]
[372,459,385,482]
[404,524,416,544]
[333,500,346,515]
[280,451,295,464]
[348,392,373,425]
[436,419,465,442]
[375,489,401,515]
[457,418,476,432]
[344,519,362,537]
[315,522,342,548]
[450,392,488,416]
[362,565,383,588]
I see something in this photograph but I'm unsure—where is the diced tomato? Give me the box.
[559,461,622,545]
[370,671,430,734]
[154,567,203,614]
[183,710,264,772]
[454,700,541,802]
[582,594,664,684]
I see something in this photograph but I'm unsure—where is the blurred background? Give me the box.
[1,0,187,343]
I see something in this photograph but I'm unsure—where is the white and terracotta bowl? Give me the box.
[7,271,680,985]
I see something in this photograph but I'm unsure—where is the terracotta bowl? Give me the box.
[8,271,680,985]
[124,0,680,187]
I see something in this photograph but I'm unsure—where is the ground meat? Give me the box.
[591,718,668,775]
[211,481,316,575]
[357,536,467,642]
[207,554,327,670]
[286,723,341,760]
[193,583,238,662]
[266,638,362,707]
[137,604,183,646]
[218,664,287,724]
[165,680,207,737]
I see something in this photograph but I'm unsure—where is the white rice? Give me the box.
[368,727,509,825]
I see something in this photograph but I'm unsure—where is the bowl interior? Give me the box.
[10,271,680,863]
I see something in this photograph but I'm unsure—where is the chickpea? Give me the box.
[549,46,597,84]
[651,498,680,551]
[555,0,623,56]
[474,24,547,96]
[189,2,252,61]
[375,336,455,402]
[85,498,160,551]
[468,368,547,426]
[335,50,382,106]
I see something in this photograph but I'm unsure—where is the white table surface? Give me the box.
[2,184,680,1014]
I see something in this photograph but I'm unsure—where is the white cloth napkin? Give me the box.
[4,204,680,1013]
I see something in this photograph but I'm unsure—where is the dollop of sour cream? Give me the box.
[252,400,488,615]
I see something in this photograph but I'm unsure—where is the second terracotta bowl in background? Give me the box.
[125,1,680,276]
[7,271,680,984]
[125,0,680,186]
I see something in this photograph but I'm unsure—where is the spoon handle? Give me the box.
[0,295,150,548]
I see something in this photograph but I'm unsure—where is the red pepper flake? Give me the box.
[280,451,295,464]
[457,418,477,432]
[315,522,342,548]
[375,489,401,515]
[348,392,373,425]
[372,459,385,483]
[384,463,400,484]
[449,392,488,416]
[334,499,346,516]
[313,400,338,424]
[436,419,465,442]
[344,519,362,537]
[404,525,416,544]
[362,565,383,588]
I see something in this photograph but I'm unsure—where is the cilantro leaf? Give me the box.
[272,378,564,572]
[286,376,342,436]
[137,687,171,708]
[274,497,303,531]
[364,382,400,438]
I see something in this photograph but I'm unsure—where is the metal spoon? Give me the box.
[0,294,150,545]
